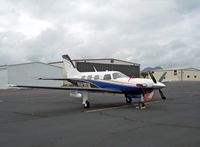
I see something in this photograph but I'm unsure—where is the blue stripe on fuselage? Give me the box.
[86,80,142,95]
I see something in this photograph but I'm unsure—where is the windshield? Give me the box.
[112,72,128,79]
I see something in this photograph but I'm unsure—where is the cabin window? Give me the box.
[81,76,85,79]
[103,74,111,80]
[194,75,197,78]
[87,75,92,79]
[187,75,190,78]
[94,75,100,80]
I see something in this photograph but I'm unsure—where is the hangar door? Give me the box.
[76,62,140,77]
[0,68,8,88]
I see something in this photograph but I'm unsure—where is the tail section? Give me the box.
[62,55,81,78]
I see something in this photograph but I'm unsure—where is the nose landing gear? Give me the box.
[136,101,146,109]
[136,94,146,109]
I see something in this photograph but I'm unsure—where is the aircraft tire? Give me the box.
[83,101,90,108]
[126,97,132,104]
[139,102,145,107]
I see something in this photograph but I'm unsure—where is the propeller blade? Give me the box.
[159,89,166,100]
[158,72,167,82]
[149,72,157,83]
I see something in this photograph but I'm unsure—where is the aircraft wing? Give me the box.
[39,78,101,88]
[12,85,122,94]
[38,78,68,80]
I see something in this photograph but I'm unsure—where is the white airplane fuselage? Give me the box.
[70,71,165,90]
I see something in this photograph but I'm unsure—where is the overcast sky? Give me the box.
[0,0,199,69]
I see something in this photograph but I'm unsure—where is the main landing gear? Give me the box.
[83,100,90,108]
[125,96,132,104]
[82,91,90,109]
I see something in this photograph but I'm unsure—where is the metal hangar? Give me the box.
[150,68,200,81]
[0,62,64,89]
[49,58,140,78]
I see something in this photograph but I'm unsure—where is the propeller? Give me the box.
[158,72,167,82]
[149,72,157,83]
[149,71,166,100]
[159,89,166,100]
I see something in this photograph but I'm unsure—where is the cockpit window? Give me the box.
[112,72,128,79]
[103,74,111,80]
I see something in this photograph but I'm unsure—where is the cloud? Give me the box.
[174,0,200,14]
[0,0,199,69]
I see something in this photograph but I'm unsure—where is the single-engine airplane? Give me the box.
[12,55,167,109]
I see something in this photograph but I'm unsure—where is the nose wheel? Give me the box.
[136,102,146,109]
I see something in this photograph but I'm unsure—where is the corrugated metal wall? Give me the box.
[76,62,140,77]
[0,68,8,89]
[8,63,64,87]
[0,63,64,89]
[149,69,200,81]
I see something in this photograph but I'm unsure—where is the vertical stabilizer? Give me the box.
[62,55,81,78]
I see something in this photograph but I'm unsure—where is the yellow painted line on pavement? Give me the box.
[86,104,132,113]
[146,100,161,104]
[86,100,162,113]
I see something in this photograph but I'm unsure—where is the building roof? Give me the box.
[49,58,140,66]
[0,62,63,69]
[153,68,200,71]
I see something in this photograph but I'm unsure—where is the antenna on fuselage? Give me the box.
[93,66,97,72]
